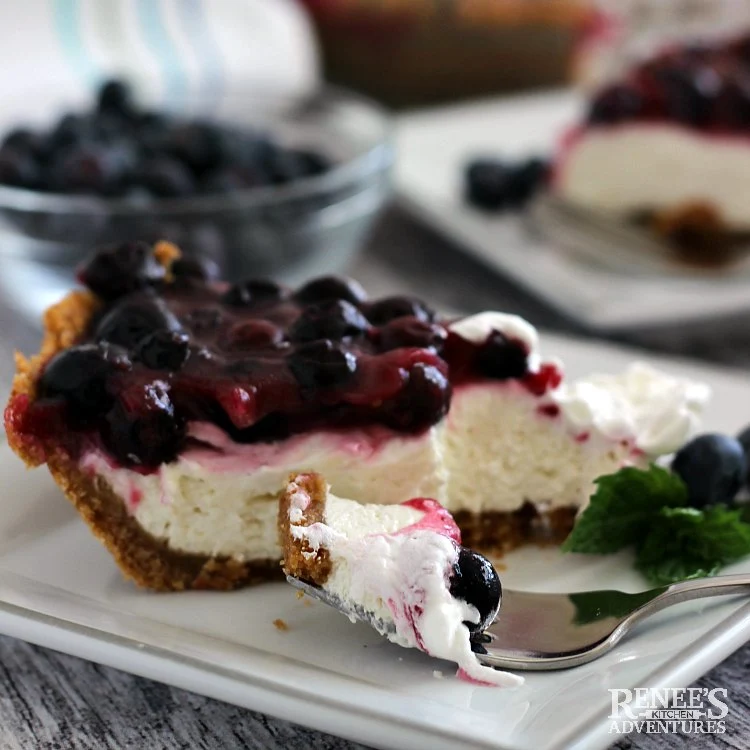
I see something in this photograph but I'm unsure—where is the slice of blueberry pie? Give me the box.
[5,241,709,590]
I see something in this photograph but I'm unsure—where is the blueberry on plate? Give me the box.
[449,547,502,633]
[671,433,747,507]
[465,159,512,211]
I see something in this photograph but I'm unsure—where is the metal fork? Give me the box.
[287,574,750,671]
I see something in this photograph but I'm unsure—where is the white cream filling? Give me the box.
[556,124,750,230]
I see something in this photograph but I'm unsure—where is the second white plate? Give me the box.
[394,90,750,331]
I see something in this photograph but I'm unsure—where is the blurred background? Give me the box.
[1,0,750,390]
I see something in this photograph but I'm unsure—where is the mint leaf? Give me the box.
[562,465,688,555]
[636,506,750,586]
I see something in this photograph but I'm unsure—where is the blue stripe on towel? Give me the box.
[178,0,224,107]
[53,0,98,84]
[135,0,187,106]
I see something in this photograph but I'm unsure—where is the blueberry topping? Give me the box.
[294,276,367,306]
[221,279,286,307]
[378,317,447,352]
[382,363,451,431]
[476,331,529,380]
[171,256,220,283]
[671,433,747,508]
[134,330,191,371]
[588,84,645,124]
[449,547,502,633]
[289,300,369,343]
[95,295,182,349]
[102,381,185,467]
[79,241,165,301]
[222,320,282,351]
[366,296,434,325]
[287,339,357,392]
[184,306,223,334]
[39,343,130,414]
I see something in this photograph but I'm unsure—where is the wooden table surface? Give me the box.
[1,208,749,750]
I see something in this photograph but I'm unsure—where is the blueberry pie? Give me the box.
[5,242,709,590]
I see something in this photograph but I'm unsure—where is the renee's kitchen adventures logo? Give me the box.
[609,688,729,735]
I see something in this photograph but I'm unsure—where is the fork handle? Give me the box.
[637,573,750,620]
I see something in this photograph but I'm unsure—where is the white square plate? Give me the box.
[394,91,750,331]
[1,334,750,750]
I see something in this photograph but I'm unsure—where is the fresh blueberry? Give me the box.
[202,165,263,193]
[736,426,750,482]
[48,143,132,195]
[134,330,191,371]
[97,79,134,118]
[671,433,747,507]
[588,83,645,124]
[79,241,165,301]
[294,276,367,306]
[47,114,90,151]
[465,159,513,210]
[134,156,196,198]
[221,279,286,307]
[382,363,451,431]
[507,158,550,207]
[2,128,47,161]
[378,317,447,352]
[289,300,369,343]
[166,122,227,175]
[38,343,130,414]
[449,547,502,633]
[102,381,185,467]
[0,145,40,189]
[95,295,182,350]
[366,296,434,325]
[287,339,357,392]
[264,147,329,184]
[476,332,529,380]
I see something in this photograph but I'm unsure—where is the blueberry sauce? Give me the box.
[8,243,561,470]
[586,32,750,132]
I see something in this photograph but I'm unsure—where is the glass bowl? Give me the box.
[0,85,393,320]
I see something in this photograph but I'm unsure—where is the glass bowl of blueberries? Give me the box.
[0,79,392,309]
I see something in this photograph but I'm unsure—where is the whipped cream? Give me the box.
[449,312,541,371]
[553,362,710,455]
[291,490,522,688]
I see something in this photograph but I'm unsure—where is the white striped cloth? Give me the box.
[0,0,319,125]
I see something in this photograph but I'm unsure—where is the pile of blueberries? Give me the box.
[0,80,330,199]
[464,156,549,212]
[672,431,750,508]
[588,35,750,128]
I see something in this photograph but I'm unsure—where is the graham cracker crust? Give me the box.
[46,450,280,591]
[279,473,332,587]
[454,502,577,556]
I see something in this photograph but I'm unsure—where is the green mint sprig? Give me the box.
[562,465,750,585]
